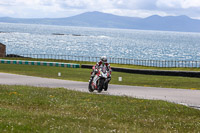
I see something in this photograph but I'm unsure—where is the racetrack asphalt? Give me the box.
[0,72,200,110]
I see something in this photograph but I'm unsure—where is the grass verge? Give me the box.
[1,64,200,90]
[0,85,200,132]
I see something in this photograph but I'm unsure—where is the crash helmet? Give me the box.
[100,56,107,63]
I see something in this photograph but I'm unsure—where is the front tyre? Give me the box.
[104,82,108,91]
[88,80,94,92]
[97,79,104,93]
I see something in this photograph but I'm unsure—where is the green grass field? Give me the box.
[0,63,200,90]
[0,85,200,132]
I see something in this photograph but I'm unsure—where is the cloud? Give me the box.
[0,6,14,16]
[0,0,200,19]
[155,0,200,19]
[103,8,169,18]
[156,0,200,9]
[182,0,200,8]
[112,0,158,10]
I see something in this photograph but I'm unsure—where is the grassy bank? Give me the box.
[0,85,199,132]
[2,57,200,71]
[1,63,200,90]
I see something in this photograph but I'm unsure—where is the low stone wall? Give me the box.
[0,59,80,68]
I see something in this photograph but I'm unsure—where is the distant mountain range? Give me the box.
[1,11,200,32]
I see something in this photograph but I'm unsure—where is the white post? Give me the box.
[118,77,122,82]
[58,72,61,77]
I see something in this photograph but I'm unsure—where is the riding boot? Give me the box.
[90,76,94,81]
[90,71,95,81]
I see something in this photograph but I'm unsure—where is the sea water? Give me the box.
[1,22,200,61]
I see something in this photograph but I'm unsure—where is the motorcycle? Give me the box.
[88,66,111,93]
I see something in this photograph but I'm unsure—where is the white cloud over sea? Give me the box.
[0,0,200,19]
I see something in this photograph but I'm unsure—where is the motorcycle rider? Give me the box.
[90,56,112,82]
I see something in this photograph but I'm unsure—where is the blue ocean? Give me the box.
[1,22,200,61]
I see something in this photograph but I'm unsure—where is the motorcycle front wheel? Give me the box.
[97,79,104,93]
[88,79,94,92]
[104,82,108,91]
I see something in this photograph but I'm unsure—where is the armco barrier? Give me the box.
[0,59,80,68]
[81,64,200,78]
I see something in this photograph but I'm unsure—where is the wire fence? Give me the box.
[5,53,200,68]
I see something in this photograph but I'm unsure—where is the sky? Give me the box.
[0,0,200,19]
